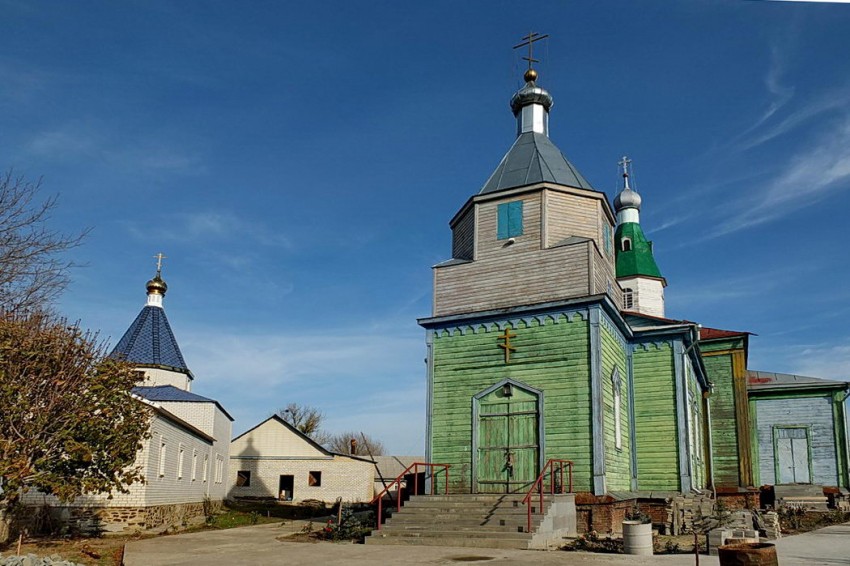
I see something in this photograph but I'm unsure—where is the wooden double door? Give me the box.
[475,382,541,493]
[775,427,811,484]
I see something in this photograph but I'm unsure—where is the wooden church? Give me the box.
[415,52,849,530]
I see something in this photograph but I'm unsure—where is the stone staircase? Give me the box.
[365,493,576,550]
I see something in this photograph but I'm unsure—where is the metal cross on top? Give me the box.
[513,31,549,71]
[154,252,167,276]
[618,155,632,177]
[497,327,517,364]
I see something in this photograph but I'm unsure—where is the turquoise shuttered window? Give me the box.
[497,201,523,240]
[603,225,612,256]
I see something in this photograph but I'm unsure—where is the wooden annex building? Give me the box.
[416,64,849,533]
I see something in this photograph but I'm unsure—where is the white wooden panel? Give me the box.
[792,437,811,483]
[776,437,794,484]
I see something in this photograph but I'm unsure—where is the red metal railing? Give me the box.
[521,458,573,534]
[371,462,450,530]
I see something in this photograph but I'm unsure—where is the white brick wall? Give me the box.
[139,367,191,390]
[228,456,374,503]
[21,405,232,508]
[231,418,325,458]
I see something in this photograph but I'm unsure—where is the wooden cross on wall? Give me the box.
[498,327,517,364]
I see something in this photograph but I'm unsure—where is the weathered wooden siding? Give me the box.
[753,395,840,486]
[702,353,741,487]
[600,320,631,491]
[592,246,623,307]
[477,192,541,259]
[430,313,593,492]
[546,190,600,246]
[451,207,475,260]
[632,342,679,490]
[433,241,593,316]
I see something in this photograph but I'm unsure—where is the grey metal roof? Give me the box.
[479,132,594,195]
[748,370,850,392]
[111,305,189,374]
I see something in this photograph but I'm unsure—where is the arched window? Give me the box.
[622,237,632,252]
[611,368,623,451]
[623,288,634,310]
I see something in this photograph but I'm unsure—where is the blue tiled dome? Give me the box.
[111,305,189,373]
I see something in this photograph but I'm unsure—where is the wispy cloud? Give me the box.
[124,211,292,249]
[730,44,796,148]
[711,116,850,237]
[737,89,849,151]
[25,122,205,175]
[752,341,850,382]
[180,325,426,452]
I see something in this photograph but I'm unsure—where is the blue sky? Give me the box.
[2,1,849,454]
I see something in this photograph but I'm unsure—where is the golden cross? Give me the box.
[513,31,549,71]
[154,252,167,276]
[498,327,517,364]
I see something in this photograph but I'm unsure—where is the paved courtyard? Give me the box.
[124,521,850,566]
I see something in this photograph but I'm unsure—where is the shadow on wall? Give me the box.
[226,437,276,501]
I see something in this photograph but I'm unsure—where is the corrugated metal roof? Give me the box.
[747,370,849,391]
[479,132,593,194]
[699,327,751,340]
[111,305,189,373]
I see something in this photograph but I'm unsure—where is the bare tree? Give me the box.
[278,403,330,445]
[327,432,385,457]
[0,172,87,313]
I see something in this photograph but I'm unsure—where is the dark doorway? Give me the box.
[279,475,294,501]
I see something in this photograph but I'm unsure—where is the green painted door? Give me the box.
[477,385,540,493]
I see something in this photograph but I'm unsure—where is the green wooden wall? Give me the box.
[430,313,592,492]
[632,342,680,490]
[702,348,740,487]
[600,321,631,491]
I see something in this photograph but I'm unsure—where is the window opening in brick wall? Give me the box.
[279,475,294,501]
[158,438,167,478]
[308,471,322,487]
[215,455,223,484]
[236,470,251,487]
[177,444,185,479]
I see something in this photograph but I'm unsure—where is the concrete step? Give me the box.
[388,514,543,525]
[375,527,532,539]
[366,494,573,549]
[381,523,532,534]
[365,533,531,549]
[401,501,550,512]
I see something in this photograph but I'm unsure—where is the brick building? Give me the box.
[229,415,374,504]
[22,265,233,533]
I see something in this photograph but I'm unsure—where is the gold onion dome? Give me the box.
[510,68,554,116]
[146,274,168,295]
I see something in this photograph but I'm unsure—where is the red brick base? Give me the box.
[574,493,668,534]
